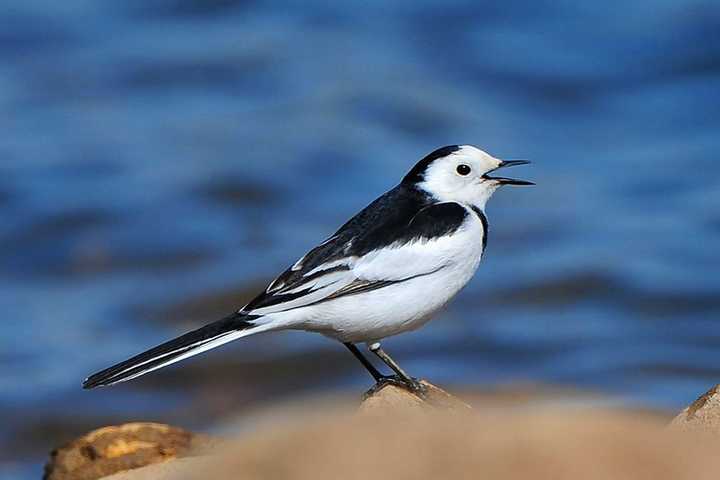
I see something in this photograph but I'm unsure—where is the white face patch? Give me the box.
[417,145,503,211]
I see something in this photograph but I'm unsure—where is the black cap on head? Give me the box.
[402,145,460,184]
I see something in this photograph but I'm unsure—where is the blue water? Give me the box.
[1,0,720,478]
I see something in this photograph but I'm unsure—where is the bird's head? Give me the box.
[403,145,533,210]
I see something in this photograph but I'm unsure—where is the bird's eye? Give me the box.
[456,164,471,176]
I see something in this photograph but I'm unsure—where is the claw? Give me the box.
[362,375,428,400]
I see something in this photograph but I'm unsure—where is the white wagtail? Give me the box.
[83,145,532,393]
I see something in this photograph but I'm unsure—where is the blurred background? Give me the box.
[1,0,719,478]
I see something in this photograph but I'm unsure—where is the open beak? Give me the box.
[483,160,534,186]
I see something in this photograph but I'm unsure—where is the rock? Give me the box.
[44,381,466,479]
[44,422,218,480]
[55,382,720,480]
[358,380,472,414]
[99,411,720,480]
[102,458,213,480]
[670,384,720,434]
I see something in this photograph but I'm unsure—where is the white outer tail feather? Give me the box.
[85,321,276,388]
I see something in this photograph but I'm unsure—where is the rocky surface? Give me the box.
[358,380,472,414]
[670,384,720,434]
[46,382,720,480]
[44,422,218,480]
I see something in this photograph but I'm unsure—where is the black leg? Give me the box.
[344,342,383,381]
[366,342,427,397]
[368,342,414,383]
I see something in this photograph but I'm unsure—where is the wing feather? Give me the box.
[243,193,471,316]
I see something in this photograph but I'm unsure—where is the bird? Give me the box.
[83,145,533,394]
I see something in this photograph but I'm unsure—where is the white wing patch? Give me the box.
[268,235,342,293]
[303,257,357,277]
[247,234,469,316]
[249,204,480,317]
[248,270,356,315]
[282,268,350,294]
[290,255,306,272]
[266,276,287,293]
[290,236,337,272]
[353,234,466,282]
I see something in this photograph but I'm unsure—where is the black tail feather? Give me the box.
[83,312,257,389]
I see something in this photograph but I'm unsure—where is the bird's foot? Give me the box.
[363,375,428,400]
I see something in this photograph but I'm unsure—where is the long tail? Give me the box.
[83,312,267,389]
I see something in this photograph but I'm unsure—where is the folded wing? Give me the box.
[242,200,470,316]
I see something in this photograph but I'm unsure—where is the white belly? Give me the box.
[270,208,486,343]
[304,258,480,342]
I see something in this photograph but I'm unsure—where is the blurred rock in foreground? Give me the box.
[44,422,217,480]
[670,384,720,434]
[47,383,720,480]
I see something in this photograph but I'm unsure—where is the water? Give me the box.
[1,0,719,477]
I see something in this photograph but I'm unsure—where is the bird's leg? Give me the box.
[368,342,413,383]
[368,342,426,395]
[344,342,384,381]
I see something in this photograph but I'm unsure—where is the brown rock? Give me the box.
[670,384,720,434]
[102,458,212,480]
[358,380,472,415]
[59,382,720,480]
[103,411,720,480]
[44,422,218,480]
[44,382,459,480]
